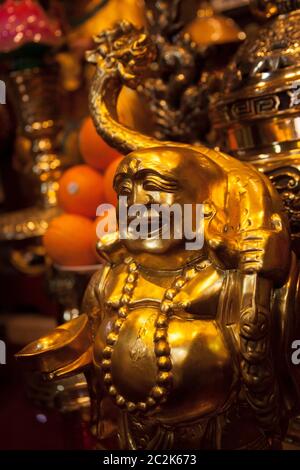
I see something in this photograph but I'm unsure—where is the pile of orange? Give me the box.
[43,117,123,267]
[44,214,96,267]
[79,117,121,171]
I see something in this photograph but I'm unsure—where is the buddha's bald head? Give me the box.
[114,147,224,204]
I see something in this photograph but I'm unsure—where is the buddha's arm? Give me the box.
[239,272,281,436]
[234,168,291,282]
[81,266,109,341]
[207,165,290,285]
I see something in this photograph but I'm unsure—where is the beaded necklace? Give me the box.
[101,257,211,414]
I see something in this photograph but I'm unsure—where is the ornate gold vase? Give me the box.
[211,0,300,255]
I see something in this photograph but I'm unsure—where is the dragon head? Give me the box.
[86,21,156,88]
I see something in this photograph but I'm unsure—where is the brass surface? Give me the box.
[212,7,300,254]
[17,22,300,449]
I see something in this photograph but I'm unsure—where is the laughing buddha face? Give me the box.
[113,147,224,256]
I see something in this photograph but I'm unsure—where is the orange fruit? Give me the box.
[183,14,244,47]
[104,157,123,206]
[118,86,155,135]
[43,214,98,267]
[79,117,121,171]
[58,164,104,219]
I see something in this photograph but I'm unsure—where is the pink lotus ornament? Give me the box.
[0,0,63,53]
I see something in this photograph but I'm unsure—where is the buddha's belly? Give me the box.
[94,307,236,424]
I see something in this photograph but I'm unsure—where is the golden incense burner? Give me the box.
[17,21,300,450]
[212,0,300,255]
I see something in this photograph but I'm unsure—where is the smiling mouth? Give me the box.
[147,220,170,238]
[127,211,175,239]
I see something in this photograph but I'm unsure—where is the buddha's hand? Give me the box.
[238,228,290,282]
[207,226,290,283]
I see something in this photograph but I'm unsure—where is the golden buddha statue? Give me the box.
[16,22,300,450]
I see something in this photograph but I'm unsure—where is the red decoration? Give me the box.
[0,0,62,52]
